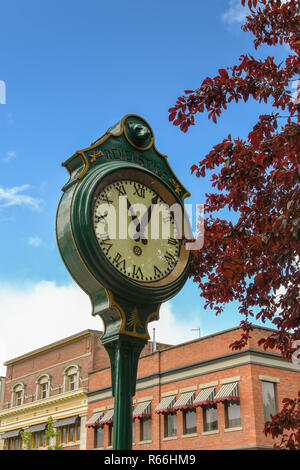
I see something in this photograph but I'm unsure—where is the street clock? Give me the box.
[56,114,192,449]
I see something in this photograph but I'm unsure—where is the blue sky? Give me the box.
[0,0,288,373]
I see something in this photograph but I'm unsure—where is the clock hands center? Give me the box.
[134,194,158,245]
[126,196,146,244]
[126,196,139,226]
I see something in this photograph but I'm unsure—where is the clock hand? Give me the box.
[135,195,158,244]
[126,197,139,225]
[126,196,142,241]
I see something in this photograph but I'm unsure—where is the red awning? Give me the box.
[214,382,239,403]
[172,391,195,411]
[133,401,151,420]
[193,386,216,407]
[86,411,104,428]
[98,409,114,425]
[155,395,176,414]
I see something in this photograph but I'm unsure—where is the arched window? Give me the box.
[35,374,52,400]
[62,365,81,392]
[12,383,25,407]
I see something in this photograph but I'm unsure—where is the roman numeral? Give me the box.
[98,233,112,253]
[113,252,126,270]
[95,214,107,224]
[115,183,126,196]
[98,232,110,241]
[164,251,176,266]
[133,183,145,198]
[154,265,163,277]
[133,265,144,280]
[100,194,113,204]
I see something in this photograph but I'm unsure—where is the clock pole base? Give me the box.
[102,333,147,450]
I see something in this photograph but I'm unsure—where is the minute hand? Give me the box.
[135,195,158,244]
[126,196,140,228]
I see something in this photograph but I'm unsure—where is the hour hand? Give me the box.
[126,197,138,224]
[126,197,141,240]
[135,195,158,244]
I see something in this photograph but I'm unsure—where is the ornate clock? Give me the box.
[92,172,183,284]
[56,114,192,450]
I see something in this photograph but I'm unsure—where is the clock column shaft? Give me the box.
[102,334,147,450]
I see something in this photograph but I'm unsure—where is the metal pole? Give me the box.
[103,334,147,450]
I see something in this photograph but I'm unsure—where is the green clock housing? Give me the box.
[56,114,191,341]
[56,114,192,450]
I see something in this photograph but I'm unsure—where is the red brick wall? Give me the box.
[3,331,101,407]
[86,327,299,450]
[251,364,300,448]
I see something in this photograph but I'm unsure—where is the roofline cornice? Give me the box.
[4,330,102,366]
[0,387,88,420]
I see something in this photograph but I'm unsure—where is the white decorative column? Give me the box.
[79,414,87,450]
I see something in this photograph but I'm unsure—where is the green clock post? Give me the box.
[56,115,191,450]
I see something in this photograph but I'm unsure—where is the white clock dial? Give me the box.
[93,179,181,283]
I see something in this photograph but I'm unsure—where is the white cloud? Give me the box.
[0,281,200,375]
[222,0,248,26]
[3,150,16,162]
[0,184,43,211]
[222,0,291,28]
[0,281,94,375]
[150,302,202,346]
[27,236,42,247]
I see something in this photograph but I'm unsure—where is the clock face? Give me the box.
[92,178,182,285]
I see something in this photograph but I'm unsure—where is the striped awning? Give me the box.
[155,395,176,414]
[133,401,151,419]
[1,428,22,439]
[214,382,239,403]
[27,422,48,433]
[86,411,104,428]
[98,409,114,425]
[194,386,216,407]
[173,391,195,411]
[53,415,79,427]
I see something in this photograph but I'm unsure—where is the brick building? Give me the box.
[0,328,166,450]
[1,325,299,450]
[86,326,300,451]
[0,329,107,450]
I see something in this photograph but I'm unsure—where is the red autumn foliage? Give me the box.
[169,0,300,449]
[264,391,300,450]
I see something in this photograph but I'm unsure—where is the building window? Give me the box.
[69,373,78,391]
[63,365,80,392]
[32,432,39,449]
[94,427,104,448]
[108,424,113,447]
[12,383,25,407]
[39,431,45,448]
[16,391,23,406]
[164,413,177,438]
[14,436,21,450]
[76,421,81,441]
[36,374,51,400]
[203,405,218,432]
[225,401,241,428]
[262,381,278,422]
[40,382,48,399]
[57,422,80,445]
[5,436,22,450]
[68,424,75,442]
[183,409,197,435]
[140,416,152,441]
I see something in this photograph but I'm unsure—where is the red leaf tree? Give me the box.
[169,0,300,449]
